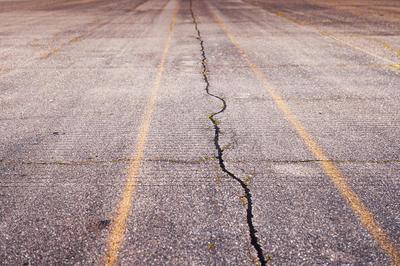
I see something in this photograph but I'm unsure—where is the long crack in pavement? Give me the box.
[189,1,269,265]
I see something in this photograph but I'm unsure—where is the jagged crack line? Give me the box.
[189,1,268,265]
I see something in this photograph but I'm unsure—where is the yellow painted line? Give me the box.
[302,0,400,59]
[0,67,11,75]
[208,6,400,265]
[322,33,396,65]
[104,4,179,266]
[274,11,396,65]
[40,48,60,60]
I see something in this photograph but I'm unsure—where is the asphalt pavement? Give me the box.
[1,0,399,265]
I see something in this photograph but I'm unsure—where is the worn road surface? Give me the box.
[1,0,400,265]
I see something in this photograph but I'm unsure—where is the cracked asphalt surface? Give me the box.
[1,0,400,265]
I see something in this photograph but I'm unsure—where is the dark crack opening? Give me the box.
[189,1,270,265]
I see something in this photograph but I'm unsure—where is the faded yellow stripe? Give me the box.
[275,11,396,65]
[208,6,400,265]
[104,4,179,266]
[40,48,60,60]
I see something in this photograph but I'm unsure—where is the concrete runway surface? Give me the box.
[1,0,400,265]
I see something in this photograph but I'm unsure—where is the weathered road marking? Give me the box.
[208,5,400,265]
[274,11,397,66]
[104,4,179,266]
